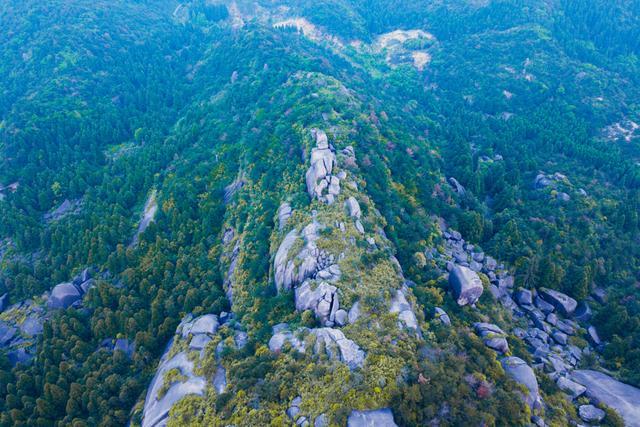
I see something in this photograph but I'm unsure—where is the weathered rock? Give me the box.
[334,309,348,326]
[274,229,300,292]
[347,408,397,427]
[475,323,509,353]
[574,301,592,323]
[142,351,206,427]
[0,322,16,346]
[348,301,361,323]
[182,314,219,337]
[0,293,8,312]
[551,331,568,346]
[114,338,136,357]
[314,414,328,427]
[48,282,82,309]
[534,296,555,314]
[434,307,451,326]
[578,405,605,423]
[448,177,466,195]
[592,287,607,304]
[189,334,212,350]
[355,220,365,234]
[571,370,640,426]
[312,328,365,370]
[389,289,418,331]
[449,266,484,306]
[514,288,533,306]
[345,197,361,219]
[7,348,33,366]
[20,316,43,337]
[269,324,307,353]
[556,376,586,397]
[501,357,541,410]
[213,366,227,394]
[295,281,339,326]
[539,288,577,316]
[278,203,293,230]
[587,326,601,345]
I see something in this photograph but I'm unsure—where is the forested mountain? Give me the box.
[1,1,640,426]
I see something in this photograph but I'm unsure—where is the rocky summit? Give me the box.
[2,1,640,426]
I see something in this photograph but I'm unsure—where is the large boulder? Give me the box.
[474,323,509,353]
[312,328,365,370]
[295,281,339,326]
[278,202,293,230]
[347,408,397,427]
[345,197,361,219]
[539,288,577,316]
[571,370,640,426]
[389,289,418,331]
[48,282,82,309]
[578,405,605,423]
[501,357,541,410]
[449,266,484,306]
[434,307,451,326]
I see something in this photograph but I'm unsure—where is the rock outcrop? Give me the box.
[474,322,509,353]
[538,288,577,317]
[501,357,541,410]
[278,202,293,230]
[570,370,640,426]
[306,129,341,204]
[347,408,397,427]
[389,288,419,331]
[449,265,483,306]
[295,280,339,326]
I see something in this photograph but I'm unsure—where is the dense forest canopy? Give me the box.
[1,0,639,426]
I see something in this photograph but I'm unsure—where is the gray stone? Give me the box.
[551,331,568,345]
[546,313,558,326]
[348,301,361,323]
[334,309,348,326]
[345,197,361,219]
[449,266,484,306]
[213,366,227,394]
[587,326,601,345]
[7,348,33,366]
[189,334,212,350]
[592,287,607,304]
[312,328,365,370]
[278,203,293,230]
[114,338,135,357]
[48,282,82,309]
[295,281,339,326]
[186,314,219,336]
[556,319,576,335]
[269,324,306,353]
[535,296,555,314]
[347,408,397,427]
[314,414,328,427]
[355,220,365,234]
[0,322,17,346]
[571,370,640,426]
[514,288,533,305]
[539,288,577,316]
[434,307,451,326]
[0,293,7,312]
[501,357,541,410]
[578,405,605,423]
[475,323,509,353]
[287,405,300,420]
[389,289,418,331]
[574,301,592,323]
[20,316,43,337]
[448,177,466,195]
[556,376,586,397]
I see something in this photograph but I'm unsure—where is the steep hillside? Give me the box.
[1,1,640,426]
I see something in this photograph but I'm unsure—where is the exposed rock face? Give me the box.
[434,307,451,326]
[142,350,206,427]
[501,357,541,410]
[574,301,592,322]
[295,280,339,326]
[578,405,605,423]
[48,282,82,309]
[306,129,340,204]
[539,288,577,316]
[345,196,361,218]
[448,177,466,196]
[474,323,509,353]
[268,323,307,353]
[570,370,640,426]
[131,190,158,246]
[142,313,227,427]
[389,288,419,331]
[556,376,586,397]
[312,328,365,370]
[278,202,293,230]
[449,265,483,306]
[268,324,365,370]
[274,221,334,293]
[514,288,533,306]
[347,408,397,427]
